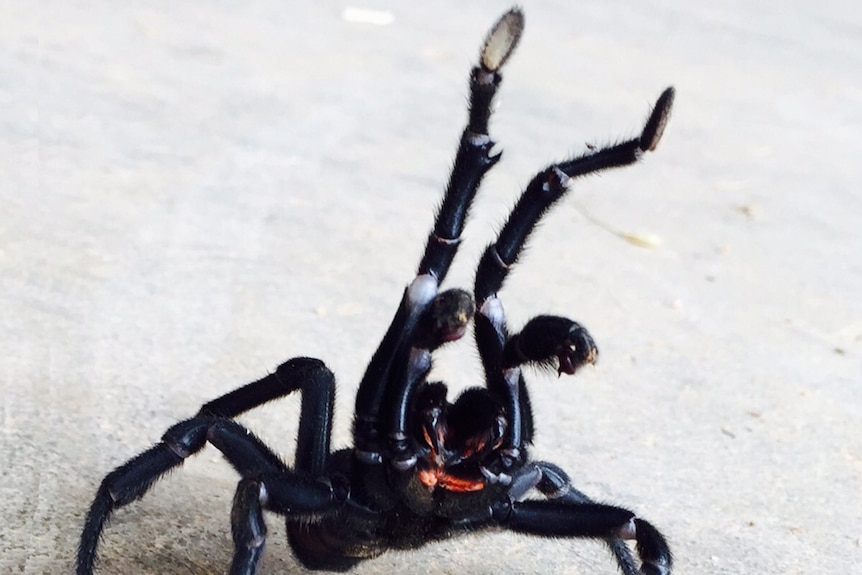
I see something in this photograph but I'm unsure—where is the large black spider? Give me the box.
[78,8,675,575]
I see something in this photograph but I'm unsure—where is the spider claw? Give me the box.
[556,353,576,376]
[556,326,599,376]
[481,8,524,72]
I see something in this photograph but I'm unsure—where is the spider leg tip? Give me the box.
[481,8,525,72]
[640,86,675,152]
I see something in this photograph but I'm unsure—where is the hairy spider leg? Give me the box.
[528,460,671,575]
[433,459,651,575]
[415,8,523,279]
[472,86,676,457]
[481,314,599,453]
[383,289,476,466]
[490,496,671,575]
[501,315,598,376]
[209,419,342,575]
[351,9,524,462]
[76,357,339,575]
[463,88,675,575]
[199,358,336,477]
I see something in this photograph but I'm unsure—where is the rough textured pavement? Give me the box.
[2,1,860,574]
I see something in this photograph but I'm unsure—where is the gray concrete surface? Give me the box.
[2,1,860,573]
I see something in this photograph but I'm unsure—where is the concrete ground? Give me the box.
[2,1,860,574]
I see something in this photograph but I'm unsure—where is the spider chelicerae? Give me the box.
[78,8,675,575]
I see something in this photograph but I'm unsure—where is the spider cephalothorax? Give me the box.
[78,8,675,575]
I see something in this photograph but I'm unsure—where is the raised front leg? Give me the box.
[473,87,675,306]
[472,87,675,461]
[416,8,522,279]
[352,8,524,461]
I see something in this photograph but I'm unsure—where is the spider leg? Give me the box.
[529,461,642,575]
[231,478,268,575]
[496,461,639,575]
[503,315,598,376]
[386,289,475,466]
[475,86,675,306]
[493,463,672,575]
[76,357,335,575]
[475,86,674,306]
[444,461,661,575]
[473,88,675,462]
[483,315,598,448]
[208,420,341,575]
[416,8,523,280]
[352,9,524,461]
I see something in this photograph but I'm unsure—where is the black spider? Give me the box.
[77,8,675,575]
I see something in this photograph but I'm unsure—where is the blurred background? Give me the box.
[2,1,860,573]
